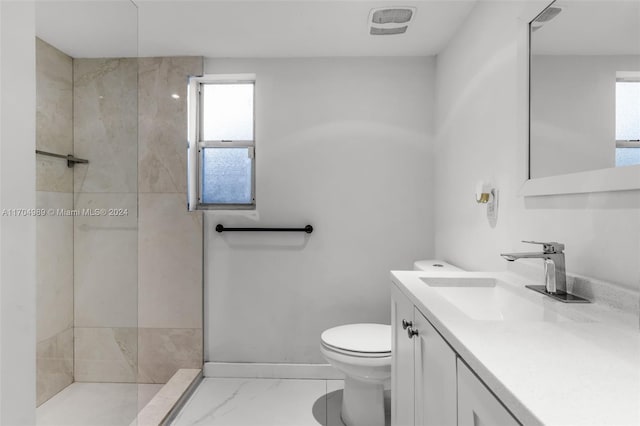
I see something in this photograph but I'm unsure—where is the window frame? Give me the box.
[187,74,256,211]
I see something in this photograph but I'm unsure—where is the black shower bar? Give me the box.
[216,224,313,234]
[36,150,89,168]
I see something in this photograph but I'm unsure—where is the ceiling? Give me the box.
[36,1,139,58]
[531,0,640,55]
[36,0,477,58]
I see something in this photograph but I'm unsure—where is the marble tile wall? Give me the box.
[35,38,74,405]
[36,38,73,192]
[73,193,138,328]
[36,329,73,406]
[36,192,73,342]
[40,55,204,386]
[137,57,204,384]
[138,57,202,193]
[74,328,138,383]
[73,57,139,383]
[73,58,138,194]
[137,329,203,383]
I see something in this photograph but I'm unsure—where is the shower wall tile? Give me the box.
[37,327,73,406]
[138,57,203,193]
[136,57,204,384]
[74,58,138,193]
[74,327,137,383]
[137,328,202,384]
[36,38,75,405]
[36,38,73,193]
[36,191,74,342]
[138,193,202,329]
[74,193,138,328]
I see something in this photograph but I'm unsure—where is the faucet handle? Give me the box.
[522,240,565,253]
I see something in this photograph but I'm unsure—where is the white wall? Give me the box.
[0,1,36,423]
[434,1,640,292]
[530,55,640,178]
[204,57,435,364]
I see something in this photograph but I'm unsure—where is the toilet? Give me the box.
[320,323,391,426]
[320,261,461,426]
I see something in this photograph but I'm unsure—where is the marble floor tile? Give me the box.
[36,382,162,426]
[172,378,390,426]
[325,380,346,426]
[325,380,389,426]
[171,378,328,426]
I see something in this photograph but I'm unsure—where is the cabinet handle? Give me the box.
[402,319,413,330]
[407,326,419,338]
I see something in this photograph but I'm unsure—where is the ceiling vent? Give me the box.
[369,7,416,36]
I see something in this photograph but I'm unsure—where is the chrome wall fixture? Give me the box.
[36,150,89,168]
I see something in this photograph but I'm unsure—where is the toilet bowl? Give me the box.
[320,323,391,426]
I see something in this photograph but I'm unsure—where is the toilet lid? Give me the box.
[321,324,391,354]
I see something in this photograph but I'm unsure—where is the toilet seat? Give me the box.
[321,324,391,358]
[321,342,391,358]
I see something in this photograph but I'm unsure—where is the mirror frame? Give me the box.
[521,1,640,197]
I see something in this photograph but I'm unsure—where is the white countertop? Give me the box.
[391,270,640,426]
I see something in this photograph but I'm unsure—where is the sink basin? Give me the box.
[420,277,570,321]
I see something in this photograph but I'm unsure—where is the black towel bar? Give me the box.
[216,224,313,234]
[36,150,89,168]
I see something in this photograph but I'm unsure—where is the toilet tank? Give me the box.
[413,259,463,272]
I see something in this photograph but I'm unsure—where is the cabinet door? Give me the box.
[457,360,519,426]
[414,308,457,426]
[391,285,415,426]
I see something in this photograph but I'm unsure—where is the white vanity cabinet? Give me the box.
[457,360,519,426]
[391,284,519,426]
[391,284,416,426]
[391,285,457,426]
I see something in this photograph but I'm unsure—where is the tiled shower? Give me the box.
[35,33,204,421]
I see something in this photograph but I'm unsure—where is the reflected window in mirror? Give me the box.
[615,75,640,167]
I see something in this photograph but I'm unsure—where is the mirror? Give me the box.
[529,0,640,180]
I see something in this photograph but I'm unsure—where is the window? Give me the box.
[615,74,640,167]
[187,74,256,210]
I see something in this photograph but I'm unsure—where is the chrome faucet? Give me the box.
[500,241,589,303]
[501,240,566,294]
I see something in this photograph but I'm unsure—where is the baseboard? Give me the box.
[203,362,344,380]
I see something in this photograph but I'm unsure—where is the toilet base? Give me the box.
[340,376,385,426]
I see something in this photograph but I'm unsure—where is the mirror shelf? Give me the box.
[522,164,640,196]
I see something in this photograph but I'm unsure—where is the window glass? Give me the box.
[201,147,253,204]
[202,83,254,141]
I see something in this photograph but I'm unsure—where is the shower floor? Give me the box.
[36,382,163,426]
